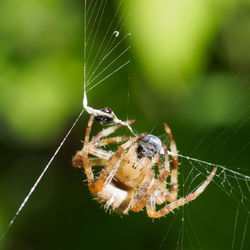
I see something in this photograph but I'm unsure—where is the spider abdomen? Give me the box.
[97,181,135,214]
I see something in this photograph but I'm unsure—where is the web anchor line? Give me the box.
[0,109,84,242]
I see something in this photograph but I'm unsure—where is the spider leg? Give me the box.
[88,136,130,159]
[89,136,130,147]
[92,120,135,142]
[131,143,170,212]
[72,148,111,168]
[73,136,130,167]
[154,160,169,205]
[81,115,96,185]
[73,155,108,169]
[164,123,179,202]
[154,143,174,205]
[146,166,217,218]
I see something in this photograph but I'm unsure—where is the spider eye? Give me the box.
[95,107,114,125]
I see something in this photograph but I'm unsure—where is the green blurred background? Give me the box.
[0,0,250,249]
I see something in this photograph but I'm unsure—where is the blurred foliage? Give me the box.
[0,0,83,144]
[0,0,249,250]
[126,0,239,90]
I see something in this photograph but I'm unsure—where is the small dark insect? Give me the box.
[94,107,114,125]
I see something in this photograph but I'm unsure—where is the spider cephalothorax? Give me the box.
[72,110,217,217]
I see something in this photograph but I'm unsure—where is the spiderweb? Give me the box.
[0,1,249,250]
[158,81,250,249]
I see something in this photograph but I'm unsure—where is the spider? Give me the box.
[72,108,217,218]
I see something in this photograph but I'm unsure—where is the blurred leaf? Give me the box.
[125,0,239,95]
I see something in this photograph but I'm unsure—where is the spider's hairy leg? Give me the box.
[154,142,174,205]
[131,143,170,212]
[163,123,179,202]
[73,156,108,169]
[146,166,218,218]
[92,119,135,142]
[89,136,130,147]
[82,115,95,185]
[72,136,130,168]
